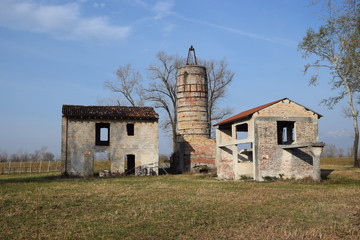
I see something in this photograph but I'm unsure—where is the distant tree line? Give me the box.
[321,144,356,158]
[0,147,59,163]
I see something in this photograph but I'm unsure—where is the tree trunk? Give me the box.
[353,115,360,167]
[172,126,177,154]
[348,89,360,168]
[342,73,359,168]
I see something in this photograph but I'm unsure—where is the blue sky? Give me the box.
[0,0,354,156]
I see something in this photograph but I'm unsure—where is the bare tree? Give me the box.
[337,147,345,157]
[146,52,182,152]
[146,53,234,150]
[200,59,234,137]
[322,144,338,157]
[105,51,235,153]
[104,64,144,106]
[298,0,360,167]
[0,150,8,163]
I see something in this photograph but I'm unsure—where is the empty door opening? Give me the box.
[126,154,135,175]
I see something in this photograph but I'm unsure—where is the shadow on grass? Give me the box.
[321,169,334,180]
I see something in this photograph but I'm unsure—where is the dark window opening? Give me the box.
[127,123,134,136]
[126,154,135,175]
[237,143,253,162]
[277,121,295,145]
[236,123,248,140]
[96,123,110,146]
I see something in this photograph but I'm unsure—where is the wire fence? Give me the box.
[0,161,61,174]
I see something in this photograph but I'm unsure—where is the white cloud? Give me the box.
[132,0,175,20]
[153,0,175,19]
[0,0,130,42]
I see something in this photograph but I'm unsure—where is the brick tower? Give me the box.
[175,46,215,172]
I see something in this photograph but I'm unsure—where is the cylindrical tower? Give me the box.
[177,65,209,138]
[174,46,215,173]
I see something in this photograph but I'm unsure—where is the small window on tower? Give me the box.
[96,123,110,146]
[127,123,134,136]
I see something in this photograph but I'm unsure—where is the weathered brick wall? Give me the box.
[254,100,320,180]
[177,65,209,137]
[255,99,318,118]
[61,117,158,176]
[183,136,216,170]
[176,65,216,172]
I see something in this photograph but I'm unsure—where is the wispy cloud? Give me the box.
[176,15,297,47]
[0,0,130,42]
[132,0,176,35]
[133,0,175,18]
[153,0,175,19]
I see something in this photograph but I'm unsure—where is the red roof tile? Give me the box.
[213,98,322,126]
[62,105,159,120]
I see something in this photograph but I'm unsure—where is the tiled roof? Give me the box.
[62,105,159,120]
[213,98,322,126]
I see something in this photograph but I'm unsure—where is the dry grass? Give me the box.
[0,158,359,239]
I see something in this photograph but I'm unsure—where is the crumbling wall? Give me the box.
[61,118,158,177]
[176,65,216,172]
[254,100,320,180]
[182,136,216,171]
[216,127,235,179]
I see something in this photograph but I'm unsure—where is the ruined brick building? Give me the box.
[172,47,324,180]
[61,105,159,176]
[213,98,324,181]
[61,46,324,180]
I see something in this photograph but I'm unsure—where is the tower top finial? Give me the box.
[186,45,197,65]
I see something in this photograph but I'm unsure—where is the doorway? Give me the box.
[94,152,111,175]
[126,154,135,175]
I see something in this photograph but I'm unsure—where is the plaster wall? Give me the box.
[216,118,255,180]
[61,117,158,176]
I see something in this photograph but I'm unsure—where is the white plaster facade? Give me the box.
[61,105,159,177]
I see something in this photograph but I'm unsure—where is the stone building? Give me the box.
[174,46,216,172]
[214,98,325,181]
[61,105,159,177]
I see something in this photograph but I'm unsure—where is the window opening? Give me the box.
[127,123,134,136]
[100,128,108,141]
[237,143,253,162]
[96,123,110,146]
[236,123,248,140]
[277,121,295,145]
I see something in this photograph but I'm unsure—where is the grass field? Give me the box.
[0,158,359,239]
